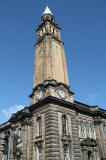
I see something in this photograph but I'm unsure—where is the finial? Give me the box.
[43,6,53,15]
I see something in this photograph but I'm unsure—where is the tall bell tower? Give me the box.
[33,6,69,87]
[30,6,74,105]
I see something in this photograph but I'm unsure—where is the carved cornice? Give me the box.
[0,94,106,129]
[94,110,106,118]
[9,107,31,123]
[29,95,106,119]
[29,79,74,98]
[35,32,63,46]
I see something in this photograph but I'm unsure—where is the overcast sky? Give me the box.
[0,0,106,124]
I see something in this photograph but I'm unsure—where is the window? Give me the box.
[80,121,85,138]
[19,128,23,140]
[87,150,93,160]
[76,120,80,137]
[37,147,42,160]
[53,28,55,34]
[50,26,51,32]
[85,122,90,138]
[51,17,53,21]
[103,125,106,137]
[62,115,67,134]
[37,117,42,136]
[64,145,70,160]
[90,124,95,139]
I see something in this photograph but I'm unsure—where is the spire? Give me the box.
[43,6,53,15]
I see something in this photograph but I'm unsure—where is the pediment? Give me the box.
[81,137,97,147]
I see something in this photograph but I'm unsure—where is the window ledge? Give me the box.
[34,136,43,143]
[61,134,71,144]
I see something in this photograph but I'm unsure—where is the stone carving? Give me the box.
[81,137,97,147]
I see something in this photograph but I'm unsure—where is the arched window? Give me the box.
[80,121,85,138]
[62,115,67,135]
[85,122,90,138]
[37,117,42,136]
[64,144,70,160]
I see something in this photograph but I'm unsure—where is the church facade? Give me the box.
[0,7,106,160]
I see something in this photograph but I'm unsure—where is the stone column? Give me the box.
[99,123,106,158]
[94,117,106,159]
[22,118,33,160]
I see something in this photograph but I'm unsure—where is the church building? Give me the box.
[0,6,106,160]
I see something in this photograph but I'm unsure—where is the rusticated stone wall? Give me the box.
[45,106,60,160]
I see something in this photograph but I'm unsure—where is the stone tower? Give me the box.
[30,6,74,106]
[33,6,69,87]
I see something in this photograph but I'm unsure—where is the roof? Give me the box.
[43,6,53,15]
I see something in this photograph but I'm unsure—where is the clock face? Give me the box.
[37,91,43,100]
[58,89,65,98]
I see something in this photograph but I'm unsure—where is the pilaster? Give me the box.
[45,106,60,160]
[71,116,82,160]
[94,117,106,159]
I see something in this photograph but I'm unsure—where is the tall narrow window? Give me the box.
[87,150,93,160]
[90,124,95,139]
[37,147,42,160]
[50,26,51,32]
[64,144,70,160]
[80,121,85,138]
[103,125,106,137]
[53,28,55,34]
[62,115,67,134]
[19,128,23,140]
[37,117,42,136]
[85,122,90,138]
[76,120,80,137]
[42,29,43,35]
